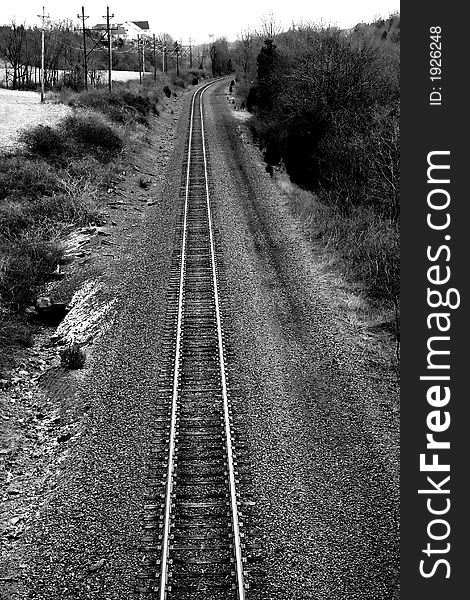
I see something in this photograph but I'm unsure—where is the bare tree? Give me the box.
[258,12,282,40]
[0,22,27,89]
[236,28,255,82]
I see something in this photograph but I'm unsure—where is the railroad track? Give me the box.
[135,82,257,599]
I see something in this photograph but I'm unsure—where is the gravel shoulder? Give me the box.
[204,80,399,599]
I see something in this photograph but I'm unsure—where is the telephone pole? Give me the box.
[163,34,167,74]
[37,6,49,102]
[78,6,89,90]
[153,34,157,82]
[174,41,180,77]
[142,37,146,75]
[137,35,142,84]
[103,6,114,92]
[163,35,168,73]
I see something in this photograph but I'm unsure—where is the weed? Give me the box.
[60,343,86,369]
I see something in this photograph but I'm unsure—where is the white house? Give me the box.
[115,21,150,41]
[93,20,150,41]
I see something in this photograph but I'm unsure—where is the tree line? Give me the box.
[0,21,233,91]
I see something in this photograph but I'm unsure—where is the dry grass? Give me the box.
[276,171,400,349]
[0,88,71,154]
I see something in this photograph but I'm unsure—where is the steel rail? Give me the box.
[158,79,246,599]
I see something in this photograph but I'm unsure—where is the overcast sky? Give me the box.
[0,1,400,45]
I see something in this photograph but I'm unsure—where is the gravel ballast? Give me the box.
[202,80,399,599]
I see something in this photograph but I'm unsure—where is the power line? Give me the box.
[44,31,83,52]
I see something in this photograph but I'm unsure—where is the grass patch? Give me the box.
[0,157,64,200]
[0,114,114,314]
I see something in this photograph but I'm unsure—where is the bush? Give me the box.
[19,125,67,158]
[67,83,160,127]
[62,113,123,154]
[0,230,64,309]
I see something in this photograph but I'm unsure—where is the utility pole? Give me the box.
[103,6,114,92]
[137,35,142,84]
[188,37,193,68]
[163,36,167,74]
[174,41,180,77]
[153,34,157,82]
[37,6,49,102]
[142,37,146,75]
[78,6,89,90]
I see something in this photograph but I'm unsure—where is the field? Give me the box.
[0,88,71,152]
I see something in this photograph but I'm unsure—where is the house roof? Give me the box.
[132,21,150,30]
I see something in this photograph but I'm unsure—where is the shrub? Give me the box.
[62,113,123,155]
[67,83,160,126]
[19,125,67,158]
[60,343,86,369]
[0,230,64,309]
